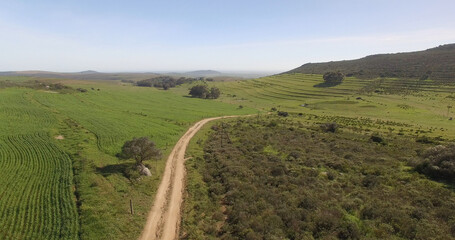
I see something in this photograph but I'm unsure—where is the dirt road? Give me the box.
[139,116,239,240]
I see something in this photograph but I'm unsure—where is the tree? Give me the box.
[323,72,345,85]
[189,85,221,99]
[189,85,209,98]
[208,87,221,99]
[121,137,161,176]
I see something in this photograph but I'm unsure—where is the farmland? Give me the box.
[0,88,78,239]
[0,78,254,239]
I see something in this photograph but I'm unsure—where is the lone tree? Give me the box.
[189,85,209,98]
[189,85,221,99]
[121,137,161,176]
[209,87,221,99]
[323,72,345,85]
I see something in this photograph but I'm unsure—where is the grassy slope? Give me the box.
[0,79,255,239]
[213,73,455,139]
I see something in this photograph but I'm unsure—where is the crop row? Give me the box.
[0,132,78,239]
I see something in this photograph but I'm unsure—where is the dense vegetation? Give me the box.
[287,44,455,83]
[183,116,455,239]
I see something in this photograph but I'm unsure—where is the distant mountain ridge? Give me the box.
[185,70,221,75]
[0,70,160,81]
[286,43,455,82]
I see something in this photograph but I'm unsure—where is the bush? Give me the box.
[77,88,87,93]
[416,144,455,181]
[370,133,384,143]
[320,122,338,133]
[277,111,289,117]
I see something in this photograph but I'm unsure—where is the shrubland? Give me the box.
[182,115,455,239]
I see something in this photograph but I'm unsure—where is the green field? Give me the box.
[0,79,254,239]
[1,73,454,239]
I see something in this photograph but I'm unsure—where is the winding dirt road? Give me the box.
[139,116,239,240]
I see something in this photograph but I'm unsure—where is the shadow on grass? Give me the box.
[313,82,342,88]
[96,163,131,177]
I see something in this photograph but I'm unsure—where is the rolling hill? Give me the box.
[287,43,455,83]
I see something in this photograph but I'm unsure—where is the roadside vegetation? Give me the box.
[182,116,455,239]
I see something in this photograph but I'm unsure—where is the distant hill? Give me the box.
[286,44,455,82]
[0,71,160,81]
[183,70,222,77]
[78,70,100,74]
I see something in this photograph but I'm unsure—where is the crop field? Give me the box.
[0,89,78,239]
[0,80,255,239]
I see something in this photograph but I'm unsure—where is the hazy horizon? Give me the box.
[1,0,455,72]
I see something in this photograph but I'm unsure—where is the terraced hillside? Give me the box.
[287,44,455,83]
[214,73,455,138]
[0,79,255,239]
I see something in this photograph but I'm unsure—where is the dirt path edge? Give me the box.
[139,115,242,240]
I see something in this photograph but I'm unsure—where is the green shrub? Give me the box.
[320,122,338,133]
[416,144,455,181]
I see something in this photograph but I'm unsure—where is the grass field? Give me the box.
[0,79,255,239]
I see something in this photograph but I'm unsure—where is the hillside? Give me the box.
[287,44,455,83]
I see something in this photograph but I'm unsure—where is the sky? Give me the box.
[1,0,455,73]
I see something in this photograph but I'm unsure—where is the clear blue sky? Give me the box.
[1,0,454,73]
